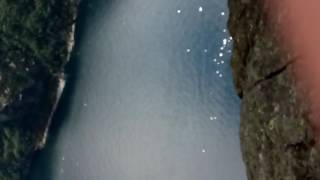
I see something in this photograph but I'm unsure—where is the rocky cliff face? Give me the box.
[0,0,76,179]
[228,0,320,179]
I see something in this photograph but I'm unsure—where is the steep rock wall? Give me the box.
[0,0,77,179]
[228,0,320,179]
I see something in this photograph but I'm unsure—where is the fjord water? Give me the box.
[29,0,246,179]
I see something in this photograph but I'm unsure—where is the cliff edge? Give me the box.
[228,0,320,179]
[0,0,77,179]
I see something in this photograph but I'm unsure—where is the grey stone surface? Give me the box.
[228,0,320,179]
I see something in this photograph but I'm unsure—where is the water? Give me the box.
[29,0,246,179]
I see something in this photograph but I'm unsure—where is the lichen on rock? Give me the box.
[228,0,320,179]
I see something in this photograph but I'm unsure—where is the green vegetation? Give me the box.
[0,0,77,179]
[0,0,76,102]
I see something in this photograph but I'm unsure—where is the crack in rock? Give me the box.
[248,60,296,92]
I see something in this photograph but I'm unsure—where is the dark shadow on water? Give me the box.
[26,0,243,179]
[26,0,115,179]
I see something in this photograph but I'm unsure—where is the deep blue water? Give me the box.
[29,0,246,179]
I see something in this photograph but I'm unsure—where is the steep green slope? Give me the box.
[0,0,76,179]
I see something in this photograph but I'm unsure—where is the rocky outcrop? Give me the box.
[0,0,77,179]
[228,0,320,179]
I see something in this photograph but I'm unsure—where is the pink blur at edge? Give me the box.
[267,0,320,141]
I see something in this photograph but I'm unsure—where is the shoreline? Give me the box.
[36,4,78,149]
[0,1,82,179]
